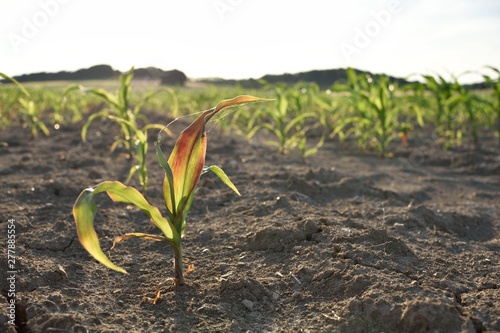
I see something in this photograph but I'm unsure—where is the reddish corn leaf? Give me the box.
[162,95,270,232]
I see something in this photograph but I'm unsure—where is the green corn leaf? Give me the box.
[204,165,241,196]
[284,112,316,133]
[73,181,178,274]
[125,165,139,184]
[81,110,109,142]
[119,68,134,111]
[143,123,170,134]
[62,83,81,95]
[85,88,121,109]
[34,118,50,137]
[0,72,30,97]
[107,116,147,143]
[346,68,358,87]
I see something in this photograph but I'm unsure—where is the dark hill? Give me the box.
[3,65,188,86]
[199,68,413,89]
[11,65,120,83]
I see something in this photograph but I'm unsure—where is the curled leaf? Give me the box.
[73,181,179,274]
[111,233,167,250]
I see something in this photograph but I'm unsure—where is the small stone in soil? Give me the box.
[242,299,254,311]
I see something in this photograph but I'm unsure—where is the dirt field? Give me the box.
[1,112,499,333]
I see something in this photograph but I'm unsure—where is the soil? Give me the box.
[0,112,499,333]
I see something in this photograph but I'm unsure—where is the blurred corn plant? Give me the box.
[134,86,179,118]
[481,66,500,145]
[398,82,427,145]
[0,72,50,137]
[64,67,169,190]
[416,74,466,147]
[413,72,489,148]
[58,87,103,125]
[448,77,484,149]
[331,68,406,156]
[249,83,325,158]
[73,95,270,286]
[228,101,265,139]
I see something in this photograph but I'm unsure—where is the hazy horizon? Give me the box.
[2,0,500,84]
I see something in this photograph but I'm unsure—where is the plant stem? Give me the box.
[173,243,184,286]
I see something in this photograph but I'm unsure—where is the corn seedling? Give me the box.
[448,77,486,149]
[64,67,168,189]
[229,102,265,140]
[415,74,465,146]
[135,86,180,118]
[0,86,20,128]
[420,72,488,148]
[332,68,403,156]
[64,68,162,150]
[73,95,271,286]
[251,84,321,156]
[58,89,98,124]
[0,72,50,137]
[481,66,500,145]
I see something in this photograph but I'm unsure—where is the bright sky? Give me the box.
[1,0,500,84]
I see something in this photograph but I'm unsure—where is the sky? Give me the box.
[1,0,500,84]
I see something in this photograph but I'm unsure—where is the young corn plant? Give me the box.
[73,95,270,286]
[251,84,322,156]
[0,86,19,128]
[414,73,464,147]
[482,66,500,145]
[332,68,402,156]
[398,82,426,144]
[0,72,50,137]
[228,102,266,140]
[420,72,487,148]
[448,77,487,149]
[64,67,168,189]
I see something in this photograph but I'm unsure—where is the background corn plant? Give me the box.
[331,68,406,156]
[0,72,50,137]
[248,82,325,158]
[2,66,499,157]
[417,74,466,147]
[63,68,168,189]
[481,66,500,145]
[409,72,492,148]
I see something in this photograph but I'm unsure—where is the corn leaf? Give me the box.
[119,68,134,111]
[111,233,167,250]
[85,88,121,109]
[0,72,30,97]
[73,181,178,274]
[81,110,109,142]
[161,95,270,233]
[156,131,176,220]
[204,165,241,195]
